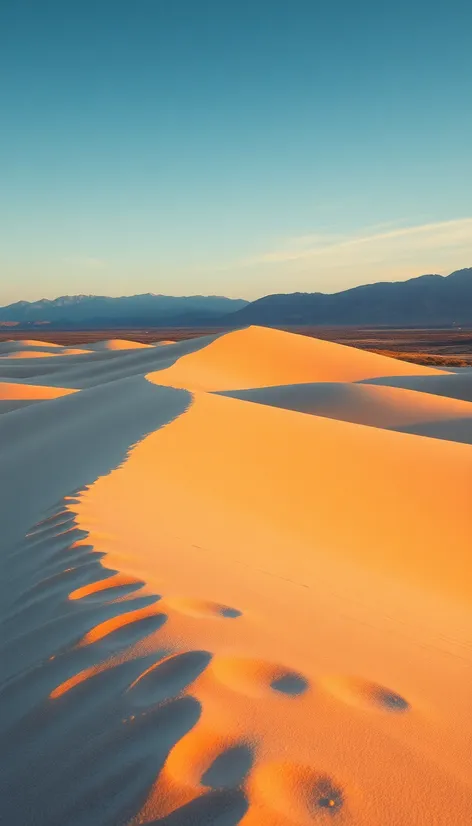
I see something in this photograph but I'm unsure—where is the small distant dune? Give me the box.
[0,340,90,358]
[0,339,62,350]
[81,339,152,351]
[0,349,90,358]
[0,382,77,400]
[0,381,78,413]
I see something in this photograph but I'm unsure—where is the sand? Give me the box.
[0,380,78,413]
[148,325,449,391]
[218,381,472,443]
[80,339,153,351]
[0,325,471,826]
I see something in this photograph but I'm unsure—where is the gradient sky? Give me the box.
[1,0,471,303]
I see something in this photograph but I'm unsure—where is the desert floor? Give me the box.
[1,326,471,825]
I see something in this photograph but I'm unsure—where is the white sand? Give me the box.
[218,381,472,443]
[0,326,471,826]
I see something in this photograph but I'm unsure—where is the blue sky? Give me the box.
[1,0,471,302]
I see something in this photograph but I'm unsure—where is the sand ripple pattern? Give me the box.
[0,497,260,825]
[0,498,337,825]
[0,498,203,825]
[0,492,424,826]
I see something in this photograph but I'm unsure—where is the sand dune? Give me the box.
[80,339,152,351]
[0,381,77,401]
[0,380,77,413]
[0,333,217,388]
[362,369,472,402]
[1,326,471,826]
[0,346,91,358]
[218,380,472,442]
[0,339,63,353]
[149,325,447,391]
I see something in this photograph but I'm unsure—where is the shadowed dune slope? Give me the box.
[148,325,447,391]
[218,380,472,432]
[0,377,190,549]
[360,369,472,402]
[0,333,220,389]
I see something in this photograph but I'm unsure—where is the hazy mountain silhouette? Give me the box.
[1,269,471,329]
[220,268,472,327]
[0,294,248,328]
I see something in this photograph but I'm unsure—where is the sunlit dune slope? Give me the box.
[0,381,78,414]
[81,339,152,351]
[0,381,76,399]
[0,381,77,401]
[74,388,472,825]
[149,325,448,391]
[0,339,62,353]
[90,387,472,603]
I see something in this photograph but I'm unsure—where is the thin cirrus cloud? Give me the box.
[243,217,472,268]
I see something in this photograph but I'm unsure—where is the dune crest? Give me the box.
[148,325,448,391]
[81,339,152,351]
[0,339,62,351]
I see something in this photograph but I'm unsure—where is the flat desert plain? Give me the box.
[1,326,471,825]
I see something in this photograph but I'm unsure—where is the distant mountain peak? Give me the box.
[221,267,472,328]
[446,267,472,281]
[0,293,249,328]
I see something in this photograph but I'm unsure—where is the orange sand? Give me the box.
[81,339,152,351]
[1,326,471,826]
[149,325,448,391]
[0,381,78,400]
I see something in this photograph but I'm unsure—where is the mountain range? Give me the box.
[0,294,248,328]
[226,268,472,327]
[1,268,471,328]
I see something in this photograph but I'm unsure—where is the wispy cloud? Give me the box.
[243,217,472,267]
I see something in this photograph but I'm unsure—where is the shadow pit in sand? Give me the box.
[221,607,242,618]
[202,744,254,790]
[150,788,248,825]
[311,776,345,816]
[271,673,309,696]
[323,676,410,714]
[128,650,212,707]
